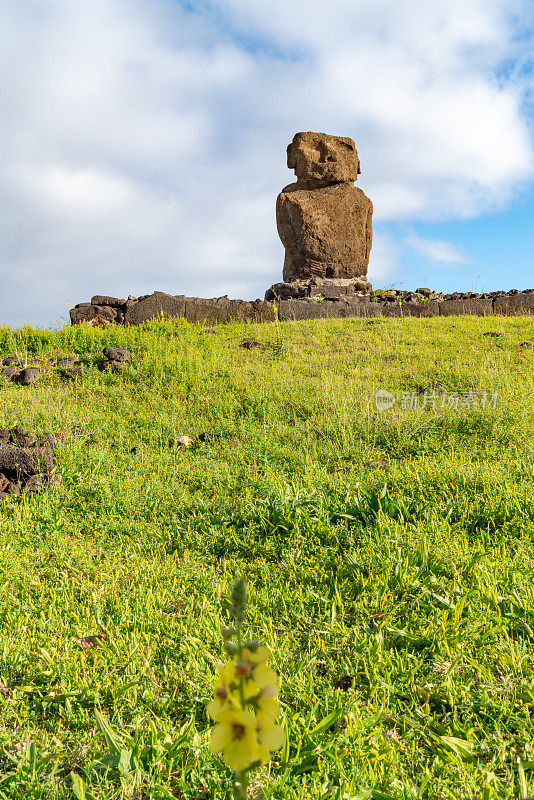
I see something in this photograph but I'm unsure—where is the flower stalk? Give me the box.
[208,577,283,798]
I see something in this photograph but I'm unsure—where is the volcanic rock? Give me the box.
[1,367,19,381]
[14,368,41,386]
[91,295,126,308]
[277,132,373,282]
[102,347,131,363]
[0,442,53,478]
[55,357,80,368]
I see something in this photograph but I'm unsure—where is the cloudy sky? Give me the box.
[1,0,533,327]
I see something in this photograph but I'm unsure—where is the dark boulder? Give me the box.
[0,443,53,478]
[91,295,126,307]
[102,347,131,363]
[14,367,41,386]
[1,367,19,381]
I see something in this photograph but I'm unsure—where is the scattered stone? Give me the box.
[37,433,55,449]
[416,288,433,297]
[10,425,37,447]
[171,435,193,448]
[2,356,21,366]
[55,357,80,368]
[0,443,53,478]
[72,634,107,650]
[519,341,533,349]
[334,675,354,692]
[0,426,56,498]
[129,446,140,455]
[482,332,502,338]
[59,367,83,380]
[22,475,45,495]
[241,340,263,350]
[71,425,95,443]
[277,131,372,282]
[14,367,41,386]
[102,346,132,363]
[198,432,219,444]
[97,359,124,373]
[1,367,19,381]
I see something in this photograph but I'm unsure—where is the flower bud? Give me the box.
[224,641,238,655]
[230,576,247,622]
[235,661,251,677]
[243,640,260,652]
[220,626,235,640]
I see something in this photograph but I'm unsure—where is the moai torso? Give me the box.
[276,132,373,282]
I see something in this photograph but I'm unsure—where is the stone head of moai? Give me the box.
[277,131,373,283]
[287,131,361,188]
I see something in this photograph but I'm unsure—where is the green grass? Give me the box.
[0,314,533,800]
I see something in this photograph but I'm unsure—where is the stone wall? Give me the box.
[276,290,534,321]
[70,292,276,326]
[70,288,534,327]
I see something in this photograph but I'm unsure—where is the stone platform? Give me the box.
[69,287,534,327]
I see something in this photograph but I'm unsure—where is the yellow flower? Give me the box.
[256,696,280,723]
[207,663,240,721]
[256,717,284,763]
[210,709,259,771]
[251,662,278,689]
[242,645,269,664]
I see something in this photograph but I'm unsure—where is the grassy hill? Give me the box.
[0,314,533,800]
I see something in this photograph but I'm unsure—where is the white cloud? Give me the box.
[404,234,470,264]
[0,0,532,325]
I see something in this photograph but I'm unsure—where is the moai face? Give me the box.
[287,131,361,186]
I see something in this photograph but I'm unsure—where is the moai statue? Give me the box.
[276,132,373,283]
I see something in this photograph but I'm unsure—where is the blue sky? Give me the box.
[0,0,532,326]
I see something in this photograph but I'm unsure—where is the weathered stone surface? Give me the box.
[70,305,117,325]
[124,291,186,324]
[14,367,41,386]
[55,357,80,368]
[277,132,373,282]
[184,297,275,325]
[98,359,124,373]
[103,347,131,363]
[494,293,534,315]
[287,131,361,187]
[10,425,37,447]
[184,297,231,325]
[1,367,19,381]
[59,367,83,380]
[277,299,383,321]
[309,278,372,299]
[91,295,126,307]
[2,357,21,366]
[439,298,493,316]
[0,443,53,477]
[266,277,372,302]
[400,300,440,318]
